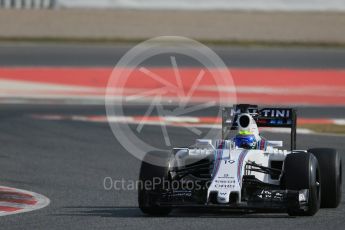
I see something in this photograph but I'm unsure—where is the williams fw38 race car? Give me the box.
[138,104,342,216]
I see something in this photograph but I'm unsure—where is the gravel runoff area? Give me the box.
[0,9,345,44]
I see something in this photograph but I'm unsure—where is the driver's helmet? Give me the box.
[234,131,257,149]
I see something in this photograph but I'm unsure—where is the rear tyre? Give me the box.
[284,152,321,216]
[138,151,172,216]
[308,148,342,208]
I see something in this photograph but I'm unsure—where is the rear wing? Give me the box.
[222,104,297,151]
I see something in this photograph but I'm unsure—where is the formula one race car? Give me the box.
[138,104,342,216]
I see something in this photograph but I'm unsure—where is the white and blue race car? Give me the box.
[138,104,342,216]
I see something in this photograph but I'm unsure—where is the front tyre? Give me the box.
[284,152,321,216]
[138,151,172,216]
[308,148,342,208]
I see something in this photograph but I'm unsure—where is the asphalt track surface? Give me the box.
[0,44,344,229]
[0,43,345,68]
[0,104,343,230]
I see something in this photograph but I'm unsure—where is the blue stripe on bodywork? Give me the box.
[211,140,225,180]
[237,150,248,186]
